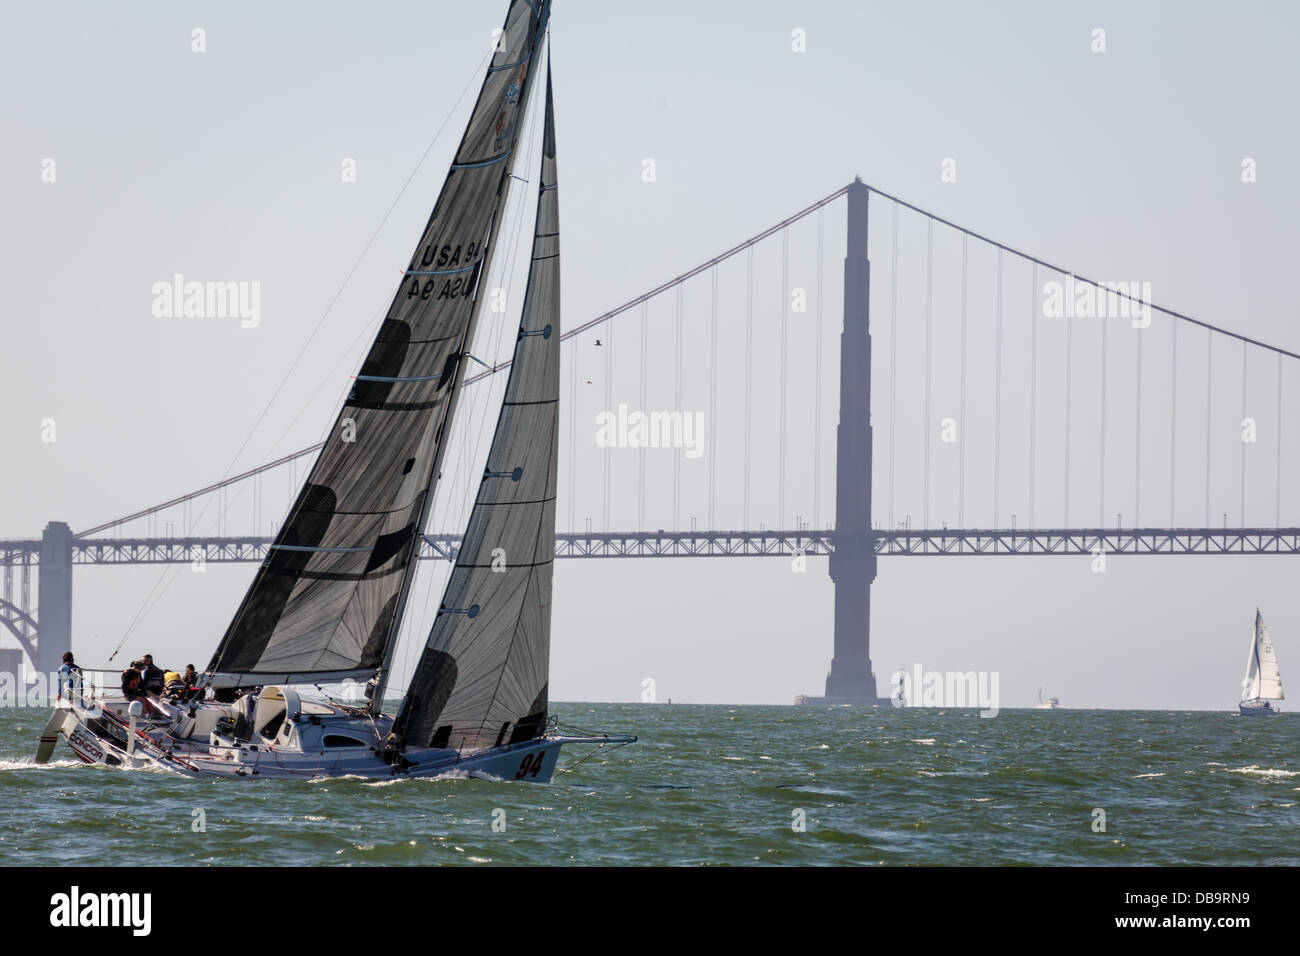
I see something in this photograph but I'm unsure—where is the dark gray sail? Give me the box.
[396,67,560,752]
[208,0,552,687]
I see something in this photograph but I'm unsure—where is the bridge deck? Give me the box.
[5,528,1300,564]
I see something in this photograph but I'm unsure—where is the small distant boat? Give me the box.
[1239,609,1284,717]
[1036,688,1060,709]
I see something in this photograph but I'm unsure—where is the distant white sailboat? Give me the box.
[1036,688,1060,709]
[1239,609,1284,717]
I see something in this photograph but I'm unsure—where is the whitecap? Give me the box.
[0,757,81,771]
[1227,766,1299,778]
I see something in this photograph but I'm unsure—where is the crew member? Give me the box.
[139,654,165,694]
[182,665,203,702]
[57,652,83,702]
[121,669,161,716]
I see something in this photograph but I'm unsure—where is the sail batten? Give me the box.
[395,63,561,752]
[207,0,552,687]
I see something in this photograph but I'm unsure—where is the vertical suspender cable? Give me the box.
[568,338,577,530]
[1205,329,1213,526]
[993,247,1002,527]
[779,227,789,527]
[1170,320,1177,528]
[814,209,824,528]
[1241,341,1248,526]
[639,301,647,531]
[1276,353,1283,528]
[959,233,968,528]
[923,218,933,528]
[674,285,684,530]
[1029,263,1037,528]
[744,246,754,528]
[1063,272,1072,527]
[1100,303,1107,526]
[604,320,613,531]
[1135,322,1143,527]
[889,202,899,529]
[709,267,719,529]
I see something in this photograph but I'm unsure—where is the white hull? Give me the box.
[38,691,631,783]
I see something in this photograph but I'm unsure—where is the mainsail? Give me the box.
[207,1,552,687]
[1243,609,1285,700]
[395,66,560,752]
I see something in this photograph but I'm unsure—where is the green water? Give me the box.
[1,704,1295,866]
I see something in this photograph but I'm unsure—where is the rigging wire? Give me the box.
[103,49,497,665]
[400,69,548,688]
[398,50,550,690]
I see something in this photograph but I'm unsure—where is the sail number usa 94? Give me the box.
[406,242,481,301]
[515,752,545,779]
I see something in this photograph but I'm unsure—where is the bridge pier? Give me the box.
[797,178,890,707]
[37,521,73,676]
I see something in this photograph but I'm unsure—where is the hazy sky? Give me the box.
[3,1,1299,709]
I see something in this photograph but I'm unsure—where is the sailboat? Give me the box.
[1239,609,1284,717]
[34,0,634,780]
[1036,688,1060,709]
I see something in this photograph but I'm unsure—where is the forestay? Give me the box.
[208,1,552,687]
[396,65,561,752]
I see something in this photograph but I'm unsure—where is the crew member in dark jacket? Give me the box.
[139,654,165,694]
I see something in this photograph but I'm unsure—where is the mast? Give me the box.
[393,60,561,752]
[369,2,553,711]
[205,0,551,692]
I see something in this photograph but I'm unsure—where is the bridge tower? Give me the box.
[798,178,889,706]
[36,520,73,675]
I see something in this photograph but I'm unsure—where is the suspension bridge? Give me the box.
[6,176,1299,703]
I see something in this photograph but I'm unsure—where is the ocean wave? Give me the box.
[1226,765,1299,778]
[0,757,81,771]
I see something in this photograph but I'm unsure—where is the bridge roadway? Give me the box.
[6,526,1300,565]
